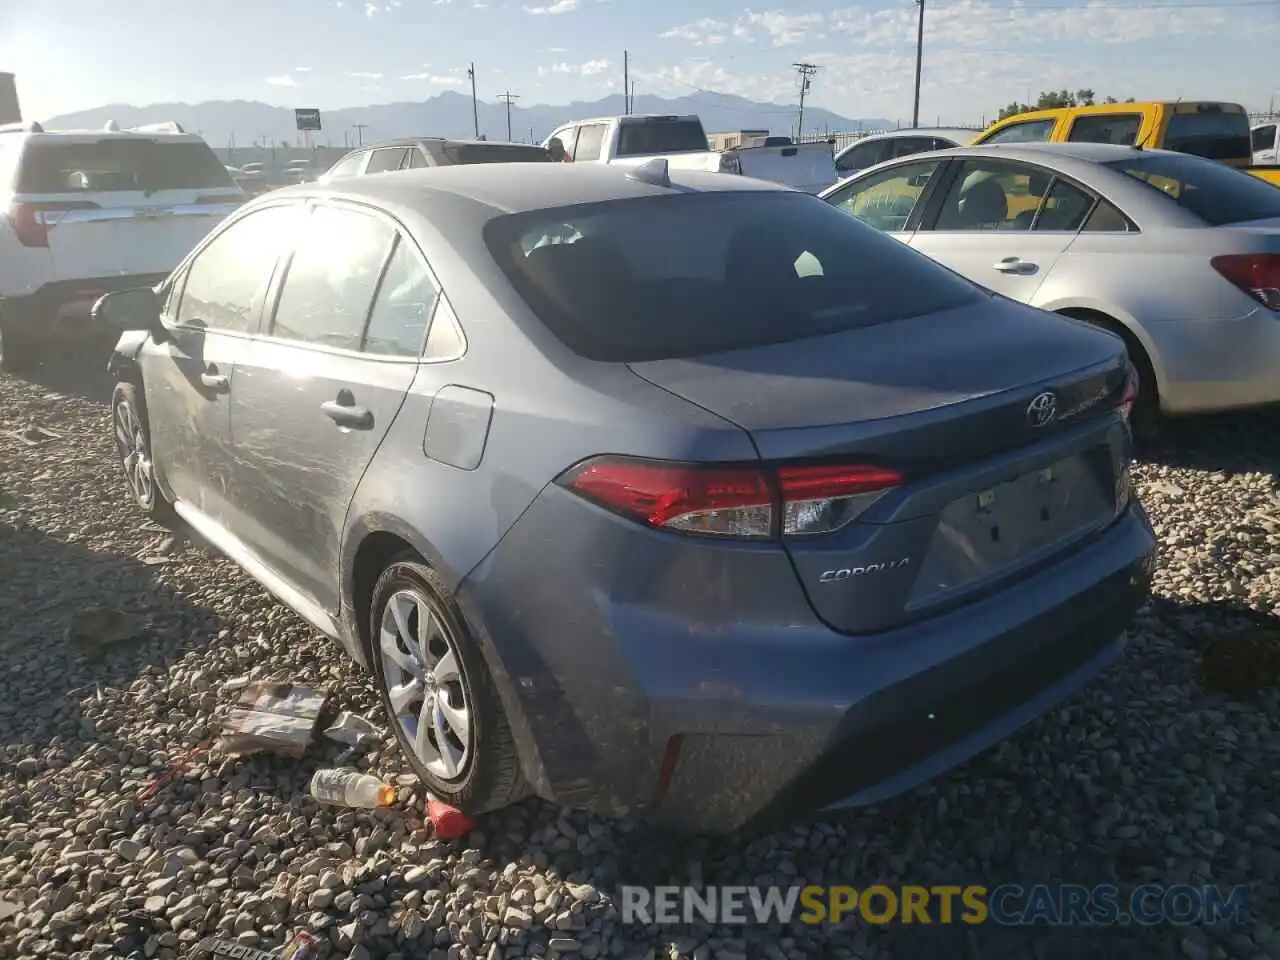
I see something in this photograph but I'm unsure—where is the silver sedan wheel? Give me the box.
[113,399,154,507]
[378,589,473,781]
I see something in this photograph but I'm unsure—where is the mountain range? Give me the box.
[44,91,893,147]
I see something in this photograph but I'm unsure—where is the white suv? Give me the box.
[0,120,244,369]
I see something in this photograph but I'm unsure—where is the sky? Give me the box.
[0,0,1277,127]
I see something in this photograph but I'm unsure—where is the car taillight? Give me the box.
[556,456,904,539]
[1211,253,1280,310]
[1117,363,1138,423]
[7,200,99,248]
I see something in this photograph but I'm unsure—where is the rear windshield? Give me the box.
[616,119,708,158]
[1105,153,1280,226]
[1162,109,1251,161]
[484,191,985,362]
[18,139,235,193]
[441,143,552,165]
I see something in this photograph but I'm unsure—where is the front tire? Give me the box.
[110,382,172,520]
[369,557,526,815]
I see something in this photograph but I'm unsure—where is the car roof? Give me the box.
[1,130,210,146]
[561,114,699,127]
[354,136,544,151]
[953,141,1172,164]
[270,161,791,218]
[853,127,982,144]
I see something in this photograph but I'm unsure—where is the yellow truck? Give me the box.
[972,101,1280,187]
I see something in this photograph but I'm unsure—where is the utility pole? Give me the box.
[793,63,819,140]
[468,63,479,138]
[498,91,519,141]
[352,123,367,146]
[630,80,637,113]
[911,0,925,128]
[623,50,629,114]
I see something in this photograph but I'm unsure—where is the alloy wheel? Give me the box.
[378,588,474,781]
[113,399,154,508]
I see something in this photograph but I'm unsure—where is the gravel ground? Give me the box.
[1,357,1278,960]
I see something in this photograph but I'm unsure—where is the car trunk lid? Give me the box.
[628,298,1133,634]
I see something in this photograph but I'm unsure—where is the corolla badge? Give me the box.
[819,558,911,583]
[1026,391,1058,428]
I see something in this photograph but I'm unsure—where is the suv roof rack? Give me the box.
[0,120,44,134]
[127,121,187,134]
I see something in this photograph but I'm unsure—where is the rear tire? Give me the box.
[369,556,526,815]
[1058,309,1158,438]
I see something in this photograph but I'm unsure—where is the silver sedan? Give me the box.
[820,141,1280,416]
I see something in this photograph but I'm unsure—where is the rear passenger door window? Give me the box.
[366,147,409,174]
[176,205,300,333]
[362,237,440,357]
[835,139,890,173]
[891,136,938,159]
[269,206,396,350]
[573,124,607,162]
[1032,178,1096,232]
[1067,114,1142,145]
[326,152,367,178]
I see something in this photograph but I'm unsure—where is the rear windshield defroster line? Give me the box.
[483,190,985,363]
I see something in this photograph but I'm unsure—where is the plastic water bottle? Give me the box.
[309,768,396,808]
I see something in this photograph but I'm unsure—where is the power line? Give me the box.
[498,91,520,141]
[793,62,819,138]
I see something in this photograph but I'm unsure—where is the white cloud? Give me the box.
[346,71,385,79]
[294,67,311,73]
[401,73,465,84]
[264,75,298,87]
[524,0,578,14]
[537,58,611,78]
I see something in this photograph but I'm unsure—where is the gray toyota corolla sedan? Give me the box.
[95,160,1156,833]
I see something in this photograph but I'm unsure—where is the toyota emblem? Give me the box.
[1026,391,1058,428]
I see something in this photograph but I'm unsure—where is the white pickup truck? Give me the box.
[542,115,839,193]
[543,114,721,170]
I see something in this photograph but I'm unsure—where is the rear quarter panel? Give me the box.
[1032,230,1265,395]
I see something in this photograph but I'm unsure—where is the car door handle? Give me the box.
[321,400,374,430]
[993,257,1038,275]
[200,372,229,393]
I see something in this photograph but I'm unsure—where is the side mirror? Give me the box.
[92,287,167,341]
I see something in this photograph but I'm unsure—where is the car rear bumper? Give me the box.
[1152,306,1280,414]
[0,275,168,342]
[457,490,1156,834]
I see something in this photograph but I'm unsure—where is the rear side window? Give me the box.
[18,139,234,193]
[836,139,891,173]
[1105,153,1280,226]
[362,237,440,357]
[270,206,396,350]
[484,191,983,362]
[1253,125,1277,152]
[441,143,551,164]
[366,148,409,173]
[1068,114,1141,145]
[615,119,708,157]
[1162,109,1250,161]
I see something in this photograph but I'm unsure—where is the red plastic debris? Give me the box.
[427,796,475,839]
[135,741,212,806]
